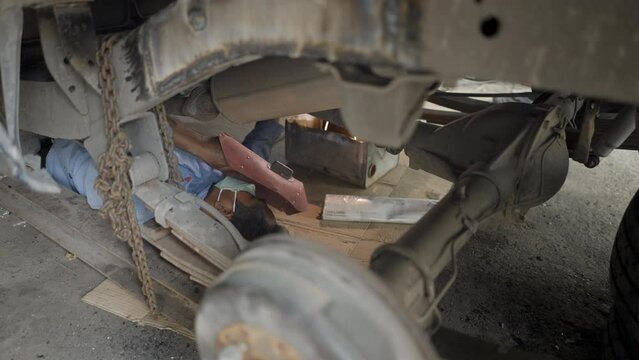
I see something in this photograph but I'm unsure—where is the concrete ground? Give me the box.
[0,207,198,360]
[0,150,637,360]
[441,150,639,360]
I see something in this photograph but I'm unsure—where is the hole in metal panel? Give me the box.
[480,16,500,38]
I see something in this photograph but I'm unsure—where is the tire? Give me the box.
[604,309,631,360]
[606,190,639,360]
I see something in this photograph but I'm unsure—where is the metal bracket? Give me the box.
[38,7,90,115]
[0,6,23,154]
[53,3,100,92]
[122,112,170,183]
[573,101,598,164]
[0,6,59,193]
[269,161,293,180]
[135,179,249,271]
[592,105,638,157]
[129,152,161,188]
[335,73,438,147]
[19,80,94,139]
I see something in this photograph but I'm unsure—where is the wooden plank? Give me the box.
[349,239,385,263]
[140,224,219,287]
[275,208,364,240]
[294,166,396,206]
[375,163,408,187]
[356,168,451,247]
[141,222,220,282]
[157,235,220,278]
[272,167,404,257]
[167,212,234,269]
[0,181,131,274]
[2,178,203,305]
[274,204,371,239]
[189,274,214,288]
[0,179,198,332]
[139,220,171,241]
[277,163,453,265]
[284,226,357,255]
[343,168,451,264]
[158,243,218,283]
[135,180,236,270]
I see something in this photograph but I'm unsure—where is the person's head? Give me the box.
[229,200,284,240]
[205,185,284,241]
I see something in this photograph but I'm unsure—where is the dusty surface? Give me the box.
[0,149,637,360]
[0,209,198,360]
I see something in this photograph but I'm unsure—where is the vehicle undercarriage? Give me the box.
[1,0,638,359]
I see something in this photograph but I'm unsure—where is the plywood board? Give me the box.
[275,163,451,265]
[82,279,194,339]
[0,179,199,332]
[139,220,171,241]
[141,222,220,282]
[160,250,216,286]
[5,149,453,336]
[189,274,214,288]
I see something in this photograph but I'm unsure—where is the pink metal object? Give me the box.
[219,133,308,214]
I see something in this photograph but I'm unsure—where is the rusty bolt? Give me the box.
[188,8,206,31]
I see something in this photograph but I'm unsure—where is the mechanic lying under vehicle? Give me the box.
[43,118,306,240]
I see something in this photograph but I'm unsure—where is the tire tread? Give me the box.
[606,191,639,359]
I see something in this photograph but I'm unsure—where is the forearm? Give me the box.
[169,117,229,170]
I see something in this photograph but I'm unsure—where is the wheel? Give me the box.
[196,235,438,360]
[606,190,639,359]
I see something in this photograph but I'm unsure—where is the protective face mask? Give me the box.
[214,177,257,213]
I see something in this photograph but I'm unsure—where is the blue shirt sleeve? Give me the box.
[174,148,224,199]
[46,139,154,223]
[46,139,103,209]
[46,140,223,224]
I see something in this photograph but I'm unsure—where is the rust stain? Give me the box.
[216,323,301,360]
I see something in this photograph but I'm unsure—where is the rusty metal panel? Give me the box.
[109,0,639,118]
[111,0,419,116]
[285,121,399,188]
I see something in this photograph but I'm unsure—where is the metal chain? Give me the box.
[154,103,182,185]
[95,35,158,314]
